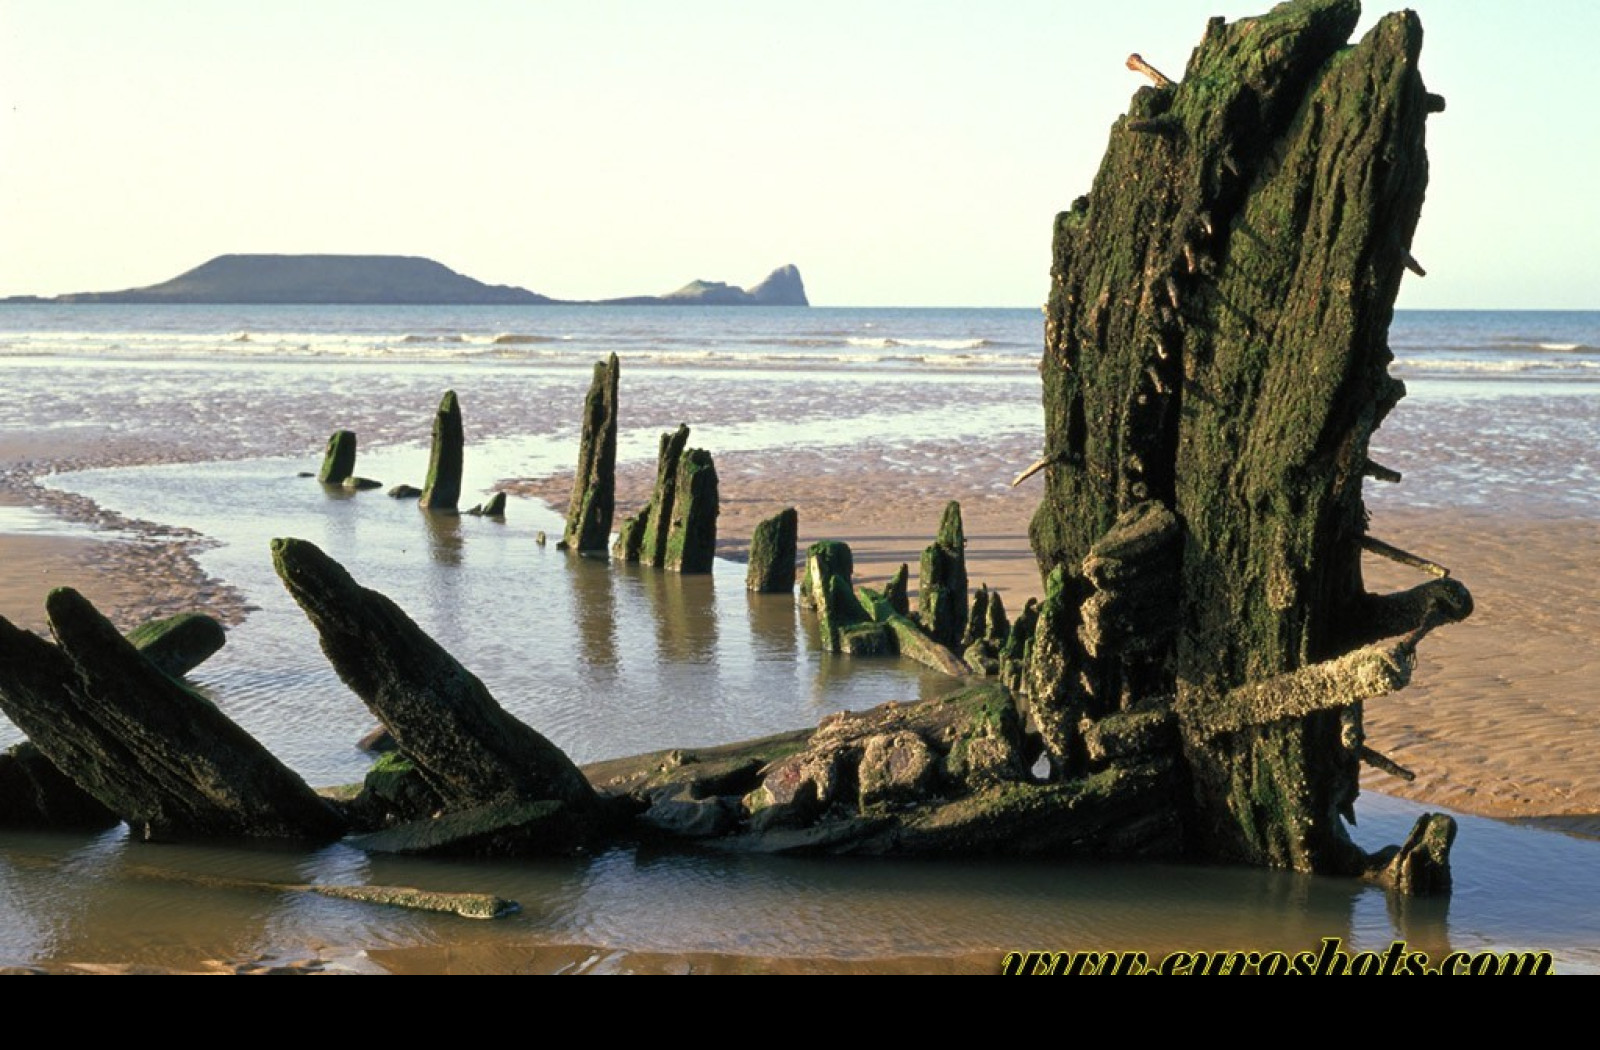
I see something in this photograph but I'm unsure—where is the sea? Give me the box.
[0,304,1596,972]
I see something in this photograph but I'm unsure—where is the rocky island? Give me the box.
[38,255,809,307]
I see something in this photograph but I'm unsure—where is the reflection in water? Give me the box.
[1382,886,1454,956]
[744,590,799,665]
[640,568,720,666]
[419,509,464,567]
[316,483,360,504]
[569,554,619,676]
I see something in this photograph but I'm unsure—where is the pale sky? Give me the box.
[2,1,1596,307]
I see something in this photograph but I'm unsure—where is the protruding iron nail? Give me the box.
[1125,53,1175,89]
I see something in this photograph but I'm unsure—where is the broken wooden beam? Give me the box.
[271,537,599,828]
[1180,636,1421,740]
[0,591,343,841]
[1359,745,1416,782]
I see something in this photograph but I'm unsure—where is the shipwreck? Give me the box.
[0,0,1468,899]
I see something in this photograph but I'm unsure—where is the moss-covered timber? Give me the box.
[0,3,1472,893]
[585,683,1183,858]
[918,501,968,648]
[664,448,719,573]
[419,390,464,512]
[271,538,600,828]
[1025,0,1466,877]
[637,425,690,567]
[0,590,343,841]
[317,429,357,485]
[562,354,619,553]
[125,611,227,678]
[746,507,798,592]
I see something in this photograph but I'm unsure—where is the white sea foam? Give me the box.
[1394,355,1600,374]
[845,336,991,351]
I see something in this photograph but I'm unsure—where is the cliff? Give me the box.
[593,265,809,306]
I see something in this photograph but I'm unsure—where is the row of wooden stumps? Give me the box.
[551,354,1013,682]
[556,354,721,580]
[304,351,996,679]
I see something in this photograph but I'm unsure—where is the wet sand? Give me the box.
[1360,507,1600,832]
[0,428,250,632]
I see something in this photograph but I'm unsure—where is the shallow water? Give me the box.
[2,793,1596,971]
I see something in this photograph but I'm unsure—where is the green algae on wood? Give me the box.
[0,1,1472,895]
[271,537,599,827]
[1023,0,1467,879]
[664,448,719,574]
[468,491,507,518]
[419,390,464,512]
[918,501,968,649]
[612,511,648,562]
[317,430,357,485]
[562,354,619,553]
[638,425,690,567]
[884,563,910,617]
[125,611,227,678]
[805,542,865,651]
[746,507,799,592]
[0,590,343,841]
